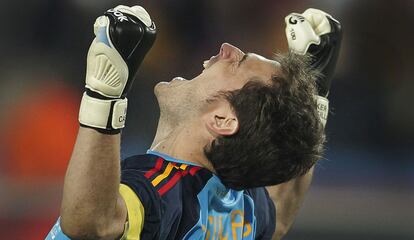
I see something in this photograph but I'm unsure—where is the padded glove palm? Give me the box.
[79,5,156,133]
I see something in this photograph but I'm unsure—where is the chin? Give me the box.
[154,81,177,109]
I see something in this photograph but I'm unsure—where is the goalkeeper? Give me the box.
[47,5,341,240]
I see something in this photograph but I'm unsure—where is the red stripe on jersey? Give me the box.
[144,157,164,179]
[189,166,202,176]
[158,170,189,196]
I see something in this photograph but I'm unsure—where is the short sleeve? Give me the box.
[121,168,163,239]
[119,184,145,240]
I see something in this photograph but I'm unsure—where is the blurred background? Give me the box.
[0,0,413,239]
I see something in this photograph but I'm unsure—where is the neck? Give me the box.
[149,118,214,171]
[150,114,173,149]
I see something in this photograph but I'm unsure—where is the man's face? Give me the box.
[154,43,280,122]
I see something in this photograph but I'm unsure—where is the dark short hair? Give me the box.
[204,52,325,190]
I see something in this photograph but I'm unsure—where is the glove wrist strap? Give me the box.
[79,92,127,133]
[315,95,329,127]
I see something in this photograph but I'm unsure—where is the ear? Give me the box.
[205,101,239,137]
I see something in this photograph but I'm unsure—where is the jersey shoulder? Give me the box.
[122,153,210,196]
[245,187,276,239]
[121,153,212,239]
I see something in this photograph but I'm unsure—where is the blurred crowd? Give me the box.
[0,0,413,239]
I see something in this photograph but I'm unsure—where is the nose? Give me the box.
[220,43,244,60]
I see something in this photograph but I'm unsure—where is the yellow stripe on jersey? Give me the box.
[149,163,187,188]
[119,184,145,240]
[151,162,174,186]
[179,164,188,170]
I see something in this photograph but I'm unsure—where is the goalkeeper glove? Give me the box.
[285,8,342,126]
[79,5,156,134]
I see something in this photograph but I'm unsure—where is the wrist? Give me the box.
[78,92,128,134]
[315,95,329,127]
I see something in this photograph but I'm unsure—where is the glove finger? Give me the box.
[285,13,320,55]
[113,5,152,27]
[93,15,109,36]
[92,15,116,49]
[303,8,330,18]
[131,6,152,26]
[302,8,332,36]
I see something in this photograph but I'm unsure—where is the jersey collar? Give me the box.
[146,150,203,167]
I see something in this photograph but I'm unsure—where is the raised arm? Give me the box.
[61,129,125,239]
[47,5,156,239]
[269,8,342,239]
[267,166,314,239]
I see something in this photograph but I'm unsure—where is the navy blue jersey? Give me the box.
[121,151,276,240]
[46,151,276,240]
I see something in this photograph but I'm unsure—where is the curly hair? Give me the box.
[204,52,325,190]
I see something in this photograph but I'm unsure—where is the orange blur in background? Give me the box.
[0,83,79,239]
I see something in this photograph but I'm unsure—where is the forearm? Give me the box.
[46,5,155,239]
[268,166,315,239]
[60,127,126,238]
[271,7,341,240]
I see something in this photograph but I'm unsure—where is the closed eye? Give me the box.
[238,53,250,67]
